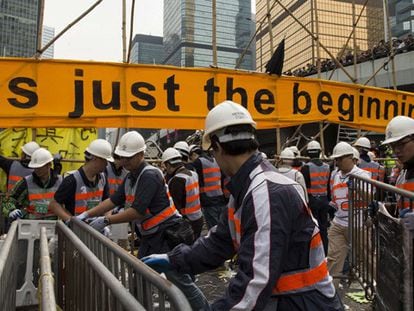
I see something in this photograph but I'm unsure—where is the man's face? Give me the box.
[120,153,143,171]
[390,136,414,164]
[34,163,50,180]
[335,155,354,172]
[94,157,108,173]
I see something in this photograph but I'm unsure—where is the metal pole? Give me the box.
[127,0,136,63]
[313,0,321,78]
[384,0,397,90]
[266,0,274,52]
[35,0,45,59]
[212,0,217,67]
[352,0,358,82]
[122,0,127,63]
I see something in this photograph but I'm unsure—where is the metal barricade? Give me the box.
[39,226,57,311]
[71,218,192,311]
[0,221,18,311]
[56,221,144,311]
[349,174,414,310]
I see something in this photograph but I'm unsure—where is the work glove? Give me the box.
[76,211,90,222]
[8,209,23,221]
[53,153,63,175]
[400,211,414,231]
[89,216,109,233]
[141,254,171,273]
[112,207,124,215]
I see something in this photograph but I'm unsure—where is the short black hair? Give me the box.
[210,124,258,156]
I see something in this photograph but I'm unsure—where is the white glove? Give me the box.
[76,211,90,222]
[141,254,171,273]
[89,216,109,233]
[103,226,111,237]
[8,209,23,221]
[401,212,414,231]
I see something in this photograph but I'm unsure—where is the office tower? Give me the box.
[163,0,254,70]
[255,0,384,72]
[41,25,54,59]
[0,0,40,57]
[130,34,165,64]
[390,0,414,38]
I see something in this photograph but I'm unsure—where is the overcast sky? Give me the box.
[43,0,164,62]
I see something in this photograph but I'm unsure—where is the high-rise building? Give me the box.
[41,25,55,59]
[255,0,384,72]
[163,0,254,70]
[0,0,40,57]
[130,34,165,64]
[390,0,414,38]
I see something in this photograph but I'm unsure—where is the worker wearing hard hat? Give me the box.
[49,139,112,220]
[4,148,62,221]
[173,141,191,163]
[301,140,332,254]
[76,131,209,311]
[0,141,40,192]
[288,145,303,170]
[353,137,385,182]
[381,116,414,219]
[162,147,204,239]
[142,100,342,310]
[327,141,371,289]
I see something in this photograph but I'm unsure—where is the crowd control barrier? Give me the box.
[349,174,414,311]
[39,226,57,311]
[70,218,192,311]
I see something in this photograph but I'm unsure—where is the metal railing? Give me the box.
[56,221,144,310]
[349,174,414,310]
[0,221,18,310]
[71,218,192,311]
[39,226,57,311]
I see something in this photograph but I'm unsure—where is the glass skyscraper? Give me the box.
[390,0,414,38]
[163,0,254,70]
[41,25,54,59]
[256,0,384,72]
[0,0,40,57]
[130,34,165,64]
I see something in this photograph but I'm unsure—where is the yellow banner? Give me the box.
[0,128,97,191]
[0,58,413,132]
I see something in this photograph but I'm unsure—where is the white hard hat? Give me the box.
[352,147,360,160]
[307,140,321,151]
[260,152,268,159]
[86,139,114,162]
[202,100,256,150]
[288,146,300,157]
[189,144,201,154]
[280,148,295,159]
[21,141,40,157]
[367,151,375,161]
[162,148,182,164]
[353,137,371,149]
[28,148,53,168]
[382,116,414,145]
[115,131,146,157]
[174,141,190,156]
[330,142,354,159]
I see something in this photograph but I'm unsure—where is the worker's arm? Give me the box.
[84,198,115,218]
[106,207,143,224]
[49,199,72,222]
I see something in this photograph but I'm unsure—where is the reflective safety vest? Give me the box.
[106,164,127,195]
[227,170,333,297]
[396,170,414,210]
[25,174,62,219]
[359,159,381,181]
[173,171,203,221]
[8,161,33,191]
[305,162,330,196]
[389,166,401,185]
[199,157,224,197]
[73,170,106,216]
[222,175,231,199]
[125,165,179,235]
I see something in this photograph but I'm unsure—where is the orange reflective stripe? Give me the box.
[107,178,123,185]
[75,206,87,214]
[142,205,176,230]
[310,180,328,186]
[308,188,327,194]
[274,260,328,293]
[75,190,103,200]
[181,204,201,215]
[332,183,347,192]
[310,233,322,249]
[202,167,220,174]
[186,193,199,203]
[200,185,221,192]
[8,175,22,181]
[28,192,55,200]
[309,172,329,178]
[204,176,220,183]
[185,182,199,192]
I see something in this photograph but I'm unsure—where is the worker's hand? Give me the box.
[76,211,90,222]
[8,209,23,221]
[401,211,414,231]
[141,254,171,273]
[53,153,63,175]
[89,216,109,233]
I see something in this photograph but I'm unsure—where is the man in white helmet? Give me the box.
[0,141,40,192]
[353,137,385,182]
[76,131,210,311]
[327,141,371,289]
[162,147,204,238]
[381,115,414,218]
[49,139,113,220]
[142,100,342,310]
[3,148,63,221]
[301,140,332,254]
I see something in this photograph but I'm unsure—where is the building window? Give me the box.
[403,21,411,30]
